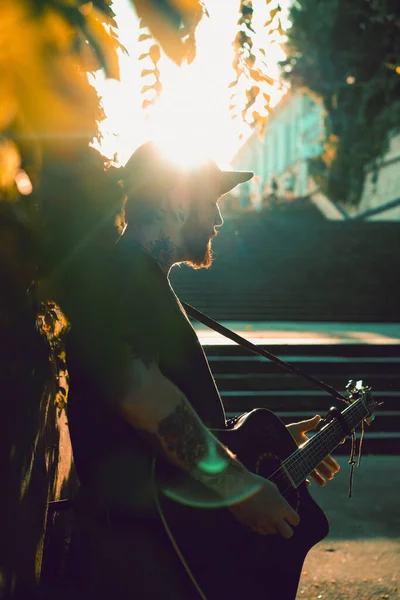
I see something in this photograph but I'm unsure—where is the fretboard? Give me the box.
[273,398,369,492]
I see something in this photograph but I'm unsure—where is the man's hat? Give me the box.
[120,142,254,198]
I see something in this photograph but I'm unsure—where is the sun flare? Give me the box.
[92,0,289,170]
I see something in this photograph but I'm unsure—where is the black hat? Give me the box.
[120,142,253,198]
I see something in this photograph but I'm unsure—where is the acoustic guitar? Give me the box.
[157,380,379,600]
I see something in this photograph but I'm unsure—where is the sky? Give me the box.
[93,0,291,169]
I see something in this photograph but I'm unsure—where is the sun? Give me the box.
[93,35,249,169]
[92,0,288,170]
[146,63,244,169]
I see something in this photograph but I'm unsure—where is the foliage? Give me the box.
[135,0,287,136]
[229,0,286,139]
[0,0,284,417]
[281,0,400,205]
[37,302,69,415]
[135,0,206,112]
[0,0,125,419]
[0,0,121,202]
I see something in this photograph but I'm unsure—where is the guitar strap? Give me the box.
[182,301,350,405]
[183,301,364,499]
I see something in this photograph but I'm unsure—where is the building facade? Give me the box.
[231,90,400,221]
[231,91,324,201]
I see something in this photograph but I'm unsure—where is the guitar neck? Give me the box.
[281,398,368,489]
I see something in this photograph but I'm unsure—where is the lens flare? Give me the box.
[15,169,33,195]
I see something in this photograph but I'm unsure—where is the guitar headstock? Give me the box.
[345,379,382,423]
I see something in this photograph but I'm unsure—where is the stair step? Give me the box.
[171,211,400,322]
[208,358,400,376]
[204,344,400,358]
[215,373,400,392]
[220,390,399,413]
[209,355,400,363]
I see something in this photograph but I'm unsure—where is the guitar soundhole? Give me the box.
[255,452,300,511]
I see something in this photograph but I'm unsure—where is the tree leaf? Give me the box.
[269,7,281,19]
[248,85,260,99]
[242,5,254,17]
[185,33,197,65]
[153,81,163,95]
[245,22,256,34]
[149,44,161,63]
[250,69,274,84]
[141,84,155,94]
[138,33,152,42]
[249,68,261,81]
[246,53,256,67]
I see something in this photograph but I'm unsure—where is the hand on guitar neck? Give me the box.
[228,472,300,538]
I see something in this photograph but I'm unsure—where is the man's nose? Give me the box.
[215,204,224,227]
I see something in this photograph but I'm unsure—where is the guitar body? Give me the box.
[158,409,330,600]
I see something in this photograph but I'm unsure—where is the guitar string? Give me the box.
[287,423,343,491]
[266,401,366,494]
[281,410,352,485]
[284,416,359,488]
[265,421,344,490]
[284,401,365,482]
[284,408,363,487]
[286,422,348,485]
[273,423,344,495]
[279,400,364,480]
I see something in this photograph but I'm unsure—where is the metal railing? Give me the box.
[350,196,400,221]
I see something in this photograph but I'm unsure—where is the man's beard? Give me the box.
[183,231,215,270]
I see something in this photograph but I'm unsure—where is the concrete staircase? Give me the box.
[171,201,400,322]
[203,342,400,455]
[172,203,400,452]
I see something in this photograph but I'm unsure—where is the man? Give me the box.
[66,142,339,599]
[285,169,296,201]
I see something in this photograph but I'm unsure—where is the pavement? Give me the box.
[296,455,400,600]
[194,321,400,346]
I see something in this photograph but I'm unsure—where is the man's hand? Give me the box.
[286,415,340,486]
[228,474,300,538]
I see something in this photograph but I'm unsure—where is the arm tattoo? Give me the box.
[156,398,247,498]
[158,398,207,470]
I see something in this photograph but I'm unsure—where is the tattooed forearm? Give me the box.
[158,398,208,469]
[117,360,253,500]
[156,398,250,499]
